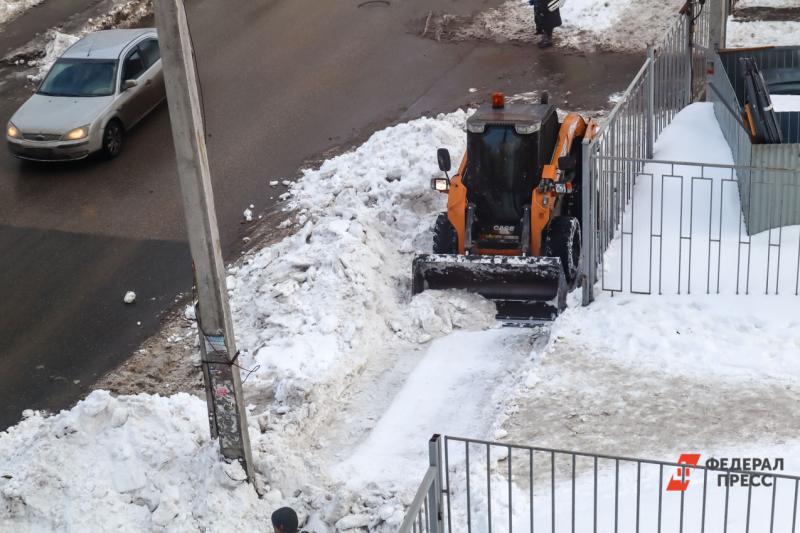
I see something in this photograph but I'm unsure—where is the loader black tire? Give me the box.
[543,216,581,286]
[432,212,458,254]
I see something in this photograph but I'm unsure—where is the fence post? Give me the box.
[581,140,595,306]
[428,435,444,533]
[685,11,694,105]
[646,47,655,160]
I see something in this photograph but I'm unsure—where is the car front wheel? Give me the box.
[101,120,123,159]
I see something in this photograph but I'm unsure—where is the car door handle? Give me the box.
[145,80,152,86]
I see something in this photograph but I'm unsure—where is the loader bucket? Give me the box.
[412,254,568,322]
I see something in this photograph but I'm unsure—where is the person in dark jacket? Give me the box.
[271,507,299,533]
[528,0,564,49]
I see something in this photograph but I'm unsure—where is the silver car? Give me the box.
[6,29,165,161]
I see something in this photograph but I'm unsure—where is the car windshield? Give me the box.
[38,58,117,97]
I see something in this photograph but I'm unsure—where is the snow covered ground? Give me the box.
[727,18,800,47]
[454,0,684,51]
[0,0,44,26]
[736,0,798,8]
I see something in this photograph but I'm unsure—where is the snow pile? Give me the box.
[83,0,152,32]
[25,30,79,83]
[727,18,800,47]
[228,110,496,409]
[457,0,684,51]
[0,391,270,531]
[0,0,43,26]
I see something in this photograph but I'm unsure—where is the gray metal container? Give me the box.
[707,47,800,235]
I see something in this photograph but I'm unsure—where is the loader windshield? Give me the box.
[464,125,540,224]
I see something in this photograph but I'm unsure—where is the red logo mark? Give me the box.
[667,453,702,491]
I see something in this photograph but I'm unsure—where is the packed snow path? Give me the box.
[328,328,542,488]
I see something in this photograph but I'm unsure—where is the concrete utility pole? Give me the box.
[153,0,254,480]
[709,0,728,50]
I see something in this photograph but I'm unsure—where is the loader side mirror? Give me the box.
[437,148,451,173]
[558,155,577,172]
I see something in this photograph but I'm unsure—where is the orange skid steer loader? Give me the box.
[412,92,596,322]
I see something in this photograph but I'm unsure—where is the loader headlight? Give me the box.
[63,125,89,141]
[6,122,21,139]
[431,178,450,192]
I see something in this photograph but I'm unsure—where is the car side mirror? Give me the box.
[122,79,138,91]
[558,155,577,172]
[437,148,451,173]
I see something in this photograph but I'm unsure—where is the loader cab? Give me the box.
[463,101,560,249]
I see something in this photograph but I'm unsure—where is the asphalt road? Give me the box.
[0,0,642,430]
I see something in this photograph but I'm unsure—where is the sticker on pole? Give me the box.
[204,334,227,355]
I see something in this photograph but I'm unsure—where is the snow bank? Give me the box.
[0,391,269,532]
[25,30,79,83]
[458,0,684,51]
[0,0,44,26]
[727,18,800,47]
[229,110,496,410]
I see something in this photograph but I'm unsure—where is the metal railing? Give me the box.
[400,435,446,533]
[593,157,800,296]
[580,1,743,304]
[405,435,800,533]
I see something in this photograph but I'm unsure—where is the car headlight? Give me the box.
[7,122,21,139]
[63,126,89,141]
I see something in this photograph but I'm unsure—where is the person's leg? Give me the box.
[538,29,553,48]
[530,0,543,34]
